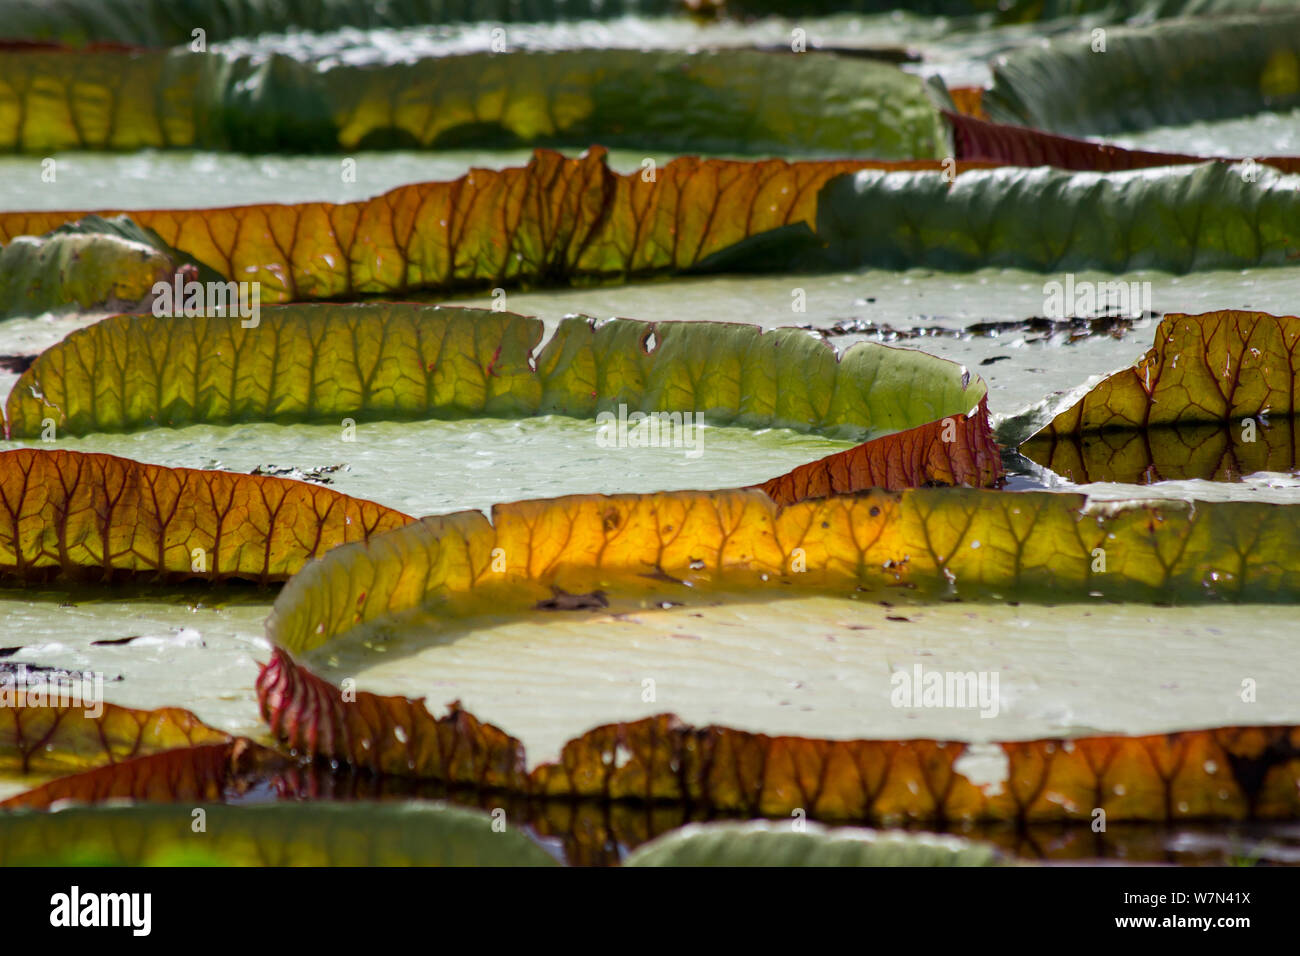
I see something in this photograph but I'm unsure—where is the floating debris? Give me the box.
[798,312,1163,345]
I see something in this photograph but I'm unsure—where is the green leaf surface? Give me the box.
[0,801,558,865]
[0,45,941,156]
[6,0,1300,867]
[983,11,1300,136]
[1021,310,1300,481]
[267,484,1300,658]
[623,820,1002,866]
[816,162,1300,273]
[0,222,177,321]
[1029,311,1300,435]
[0,447,413,584]
[4,304,983,440]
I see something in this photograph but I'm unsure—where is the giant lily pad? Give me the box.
[2,0,687,46]
[816,162,1300,274]
[0,45,942,156]
[0,697,230,775]
[212,478,1300,826]
[3,0,1279,48]
[0,801,557,865]
[10,641,1297,828]
[266,486,1300,662]
[0,222,178,320]
[983,11,1300,136]
[1022,310,1300,481]
[251,647,1300,825]
[4,5,1300,872]
[0,149,989,303]
[622,820,1002,866]
[1030,311,1300,434]
[0,447,412,583]
[944,110,1300,174]
[1,303,1000,517]
[5,304,984,440]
